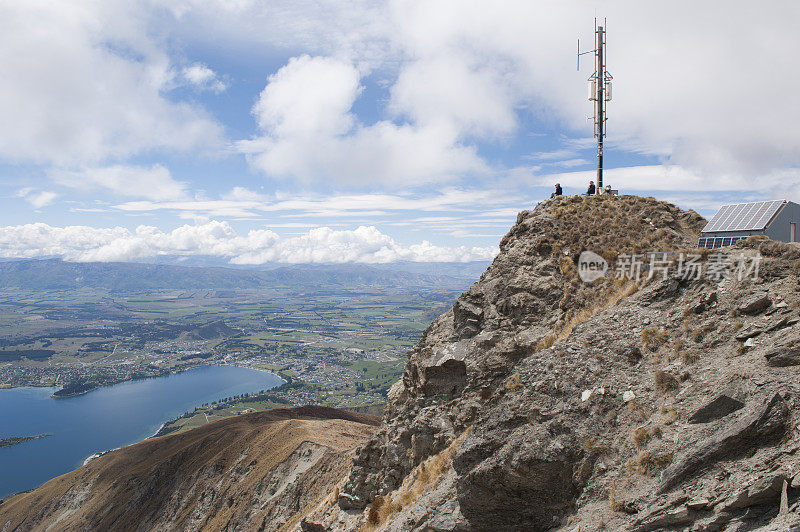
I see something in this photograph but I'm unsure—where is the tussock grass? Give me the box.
[654,370,678,393]
[659,406,678,425]
[360,427,473,531]
[506,373,522,390]
[609,482,624,512]
[640,328,669,352]
[628,451,673,476]
[584,438,612,455]
[537,280,639,351]
[691,322,715,343]
[631,427,650,449]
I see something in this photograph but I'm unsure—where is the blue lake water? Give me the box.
[0,365,283,499]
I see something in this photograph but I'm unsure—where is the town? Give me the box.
[0,281,462,408]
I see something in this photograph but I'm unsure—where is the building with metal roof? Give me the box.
[698,200,800,249]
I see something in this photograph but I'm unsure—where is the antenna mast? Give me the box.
[578,19,613,194]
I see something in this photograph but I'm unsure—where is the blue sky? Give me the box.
[0,0,798,264]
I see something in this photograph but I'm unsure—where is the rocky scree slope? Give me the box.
[0,406,379,532]
[303,195,800,531]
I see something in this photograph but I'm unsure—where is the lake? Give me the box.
[0,365,284,499]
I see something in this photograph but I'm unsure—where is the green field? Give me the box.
[0,284,461,405]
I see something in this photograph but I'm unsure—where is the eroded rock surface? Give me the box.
[328,195,800,531]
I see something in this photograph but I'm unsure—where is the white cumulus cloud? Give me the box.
[182,63,227,92]
[0,221,497,264]
[51,164,188,201]
[16,189,58,209]
[238,54,486,185]
[0,0,223,166]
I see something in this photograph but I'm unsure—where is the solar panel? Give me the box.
[702,200,786,233]
[705,203,739,232]
[719,205,738,231]
[702,205,728,232]
[749,200,784,230]
[725,203,755,231]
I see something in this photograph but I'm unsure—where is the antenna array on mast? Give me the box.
[578,19,613,194]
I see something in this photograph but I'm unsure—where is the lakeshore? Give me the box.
[0,365,283,498]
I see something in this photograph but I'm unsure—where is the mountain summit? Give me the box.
[5,195,800,531]
[305,194,800,531]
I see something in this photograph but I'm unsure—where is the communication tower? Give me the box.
[578,20,613,194]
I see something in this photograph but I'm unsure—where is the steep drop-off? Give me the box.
[0,406,378,532]
[7,194,800,531]
[304,194,800,531]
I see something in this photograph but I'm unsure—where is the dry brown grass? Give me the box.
[681,351,699,365]
[537,280,639,351]
[608,482,624,512]
[366,497,383,525]
[670,338,698,364]
[631,427,650,449]
[641,328,669,352]
[534,196,704,351]
[506,373,522,390]
[584,438,613,455]
[691,322,715,343]
[628,451,673,476]
[659,406,679,425]
[628,401,649,422]
[654,370,679,393]
[737,342,748,355]
[360,427,473,531]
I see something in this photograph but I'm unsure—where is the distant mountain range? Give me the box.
[0,259,485,291]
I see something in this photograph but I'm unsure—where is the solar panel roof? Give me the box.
[702,200,785,233]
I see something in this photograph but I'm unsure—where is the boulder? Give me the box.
[738,293,771,315]
[765,337,800,367]
[722,474,787,511]
[453,297,483,339]
[693,291,718,314]
[421,359,468,396]
[454,424,581,531]
[659,393,788,494]
[688,394,745,424]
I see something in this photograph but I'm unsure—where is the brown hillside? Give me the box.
[305,195,800,531]
[0,406,379,532]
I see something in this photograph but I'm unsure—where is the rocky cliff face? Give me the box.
[0,406,378,532]
[6,195,800,532]
[305,195,800,531]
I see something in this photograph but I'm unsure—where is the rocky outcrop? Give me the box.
[9,195,800,532]
[322,195,800,531]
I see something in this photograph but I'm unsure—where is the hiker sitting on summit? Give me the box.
[586,180,596,195]
[550,183,562,198]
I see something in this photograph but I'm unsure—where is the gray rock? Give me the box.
[659,393,788,494]
[300,519,327,532]
[765,335,800,367]
[633,505,695,532]
[739,293,772,315]
[334,197,800,532]
[693,291,718,314]
[722,474,787,510]
[453,297,484,339]
[688,394,745,424]
[736,315,798,341]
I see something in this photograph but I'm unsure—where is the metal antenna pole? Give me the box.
[578,20,612,195]
[596,24,604,193]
